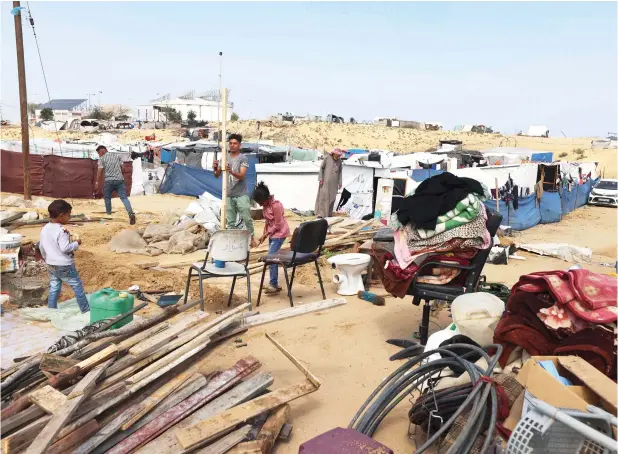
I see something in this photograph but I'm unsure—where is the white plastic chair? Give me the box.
[183,229,252,310]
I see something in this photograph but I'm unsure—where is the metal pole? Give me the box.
[217,51,222,146]
[13,1,30,200]
[220,88,228,229]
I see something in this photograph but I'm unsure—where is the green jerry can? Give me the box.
[90,288,135,329]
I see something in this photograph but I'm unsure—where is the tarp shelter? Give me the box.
[539,191,562,224]
[160,148,177,164]
[1,149,132,199]
[160,154,258,199]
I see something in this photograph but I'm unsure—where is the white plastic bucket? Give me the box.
[0,234,23,250]
[451,292,505,347]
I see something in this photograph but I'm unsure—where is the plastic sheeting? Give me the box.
[575,179,592,208]
[561,186,577,215]
[410,169,444,182]
[484,195,540,231]
[19,296,92,331]
[531,152,553,163]
[160,148,177,164]
[160,154,258,198]
[539,191,562,224]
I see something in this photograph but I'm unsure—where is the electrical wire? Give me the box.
[349,343,502,454]
[24,2,62,150]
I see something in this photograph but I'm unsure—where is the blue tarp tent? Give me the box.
[160,155,258,198]
[539,191,562,223]
[410,169,444,182]
[160,148,177,164]
[561,186,577,215]
[531,152,553,163]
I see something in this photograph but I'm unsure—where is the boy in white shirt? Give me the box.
[38,200,90,313]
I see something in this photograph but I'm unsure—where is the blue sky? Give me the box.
[1,2,616,136]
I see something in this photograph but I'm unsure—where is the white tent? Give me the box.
[527,125,549,137]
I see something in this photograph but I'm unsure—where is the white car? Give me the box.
[588,179,618,207]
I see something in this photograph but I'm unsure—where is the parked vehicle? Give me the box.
[588,179,618,207]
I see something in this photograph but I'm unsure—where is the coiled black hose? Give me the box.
[349,343,502,454]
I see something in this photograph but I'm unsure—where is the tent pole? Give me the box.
[220,88,229,229]
[495,178,499,213]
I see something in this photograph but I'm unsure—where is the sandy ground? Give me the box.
[2,191,616,452]
[2,122,615,178]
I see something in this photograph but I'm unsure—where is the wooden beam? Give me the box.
[40,354,79,373]
[176,383,318,450]
[194,425,251,454]
[243,298,346,328]
[90,374,208,454]
[235,404,289,454]
[115,323,170,353]
[120,366,197,430]
[138,372,274,453]
[28,386,67,415]
[47,419,99,454]
[48,344,118,390]
[128,311,208,357]
[105,357,261,454]
[266,333,321,388]
[24,358,114,454]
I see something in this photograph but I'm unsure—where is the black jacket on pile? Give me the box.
[397,172,485,230]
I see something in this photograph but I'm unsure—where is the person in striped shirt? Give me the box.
[95,145,136,225]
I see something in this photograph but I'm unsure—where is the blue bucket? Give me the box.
[215,260,226,269]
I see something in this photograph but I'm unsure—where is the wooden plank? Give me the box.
[39,354,79,373]
[254,404,290,453]
[121,366,198,430]
[558,356,618,412]
[1,403,46,437]
[128,311,208,357]
[136,372,274,454]
[324,219,374,245]
[28,386,67,415]
[1,414,51,454]
[126,313,244,387]
[115,323,170,353]
[243,298,346,328]
[24,358,114,454]
[48,344,118,390]
[47,419,99,454]
[194,425,251,454]
[106,357,261,454]
[177,383,318,450]
[90,374,208,454]
[266,333,321,388]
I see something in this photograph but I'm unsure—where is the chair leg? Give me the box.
[419,300,431,346]
[256,264,267,308]
[282,266,294,307]
[197,270,205,312]
[290,266,296,289]
[184,267,193,305]
[246,271,252,311]
[228,277,237,307]
[314,260,326,300]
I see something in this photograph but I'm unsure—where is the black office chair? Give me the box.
[380,209,503,347]
[256,218,329,307]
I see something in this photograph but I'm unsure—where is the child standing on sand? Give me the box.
[38,200,90,313]
[252,182,290,294]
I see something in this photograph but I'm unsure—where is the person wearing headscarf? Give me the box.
[315,148,344,218]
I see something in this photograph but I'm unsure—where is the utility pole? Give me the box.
[13,1,30,200]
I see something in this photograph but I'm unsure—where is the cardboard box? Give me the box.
[503,356,617,431]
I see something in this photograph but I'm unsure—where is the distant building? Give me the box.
[35,99,88,122]
[136,94,233,123]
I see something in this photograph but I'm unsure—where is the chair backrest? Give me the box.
[208,229,251,262]
[464,209,503,290]
[290,219,328,254]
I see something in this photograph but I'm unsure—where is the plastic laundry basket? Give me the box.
[507,394,617,454]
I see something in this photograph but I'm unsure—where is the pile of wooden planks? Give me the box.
[1,298,346,453]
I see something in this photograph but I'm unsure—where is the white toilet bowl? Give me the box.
[327,253,371,296]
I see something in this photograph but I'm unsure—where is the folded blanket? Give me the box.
[414,194,481,240]
[406,203,491,253]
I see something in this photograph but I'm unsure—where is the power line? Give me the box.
[25,2,61,148]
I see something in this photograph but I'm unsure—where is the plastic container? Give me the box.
[90,288,135,328]
[451,292,505,347]
[0,234,23,250]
